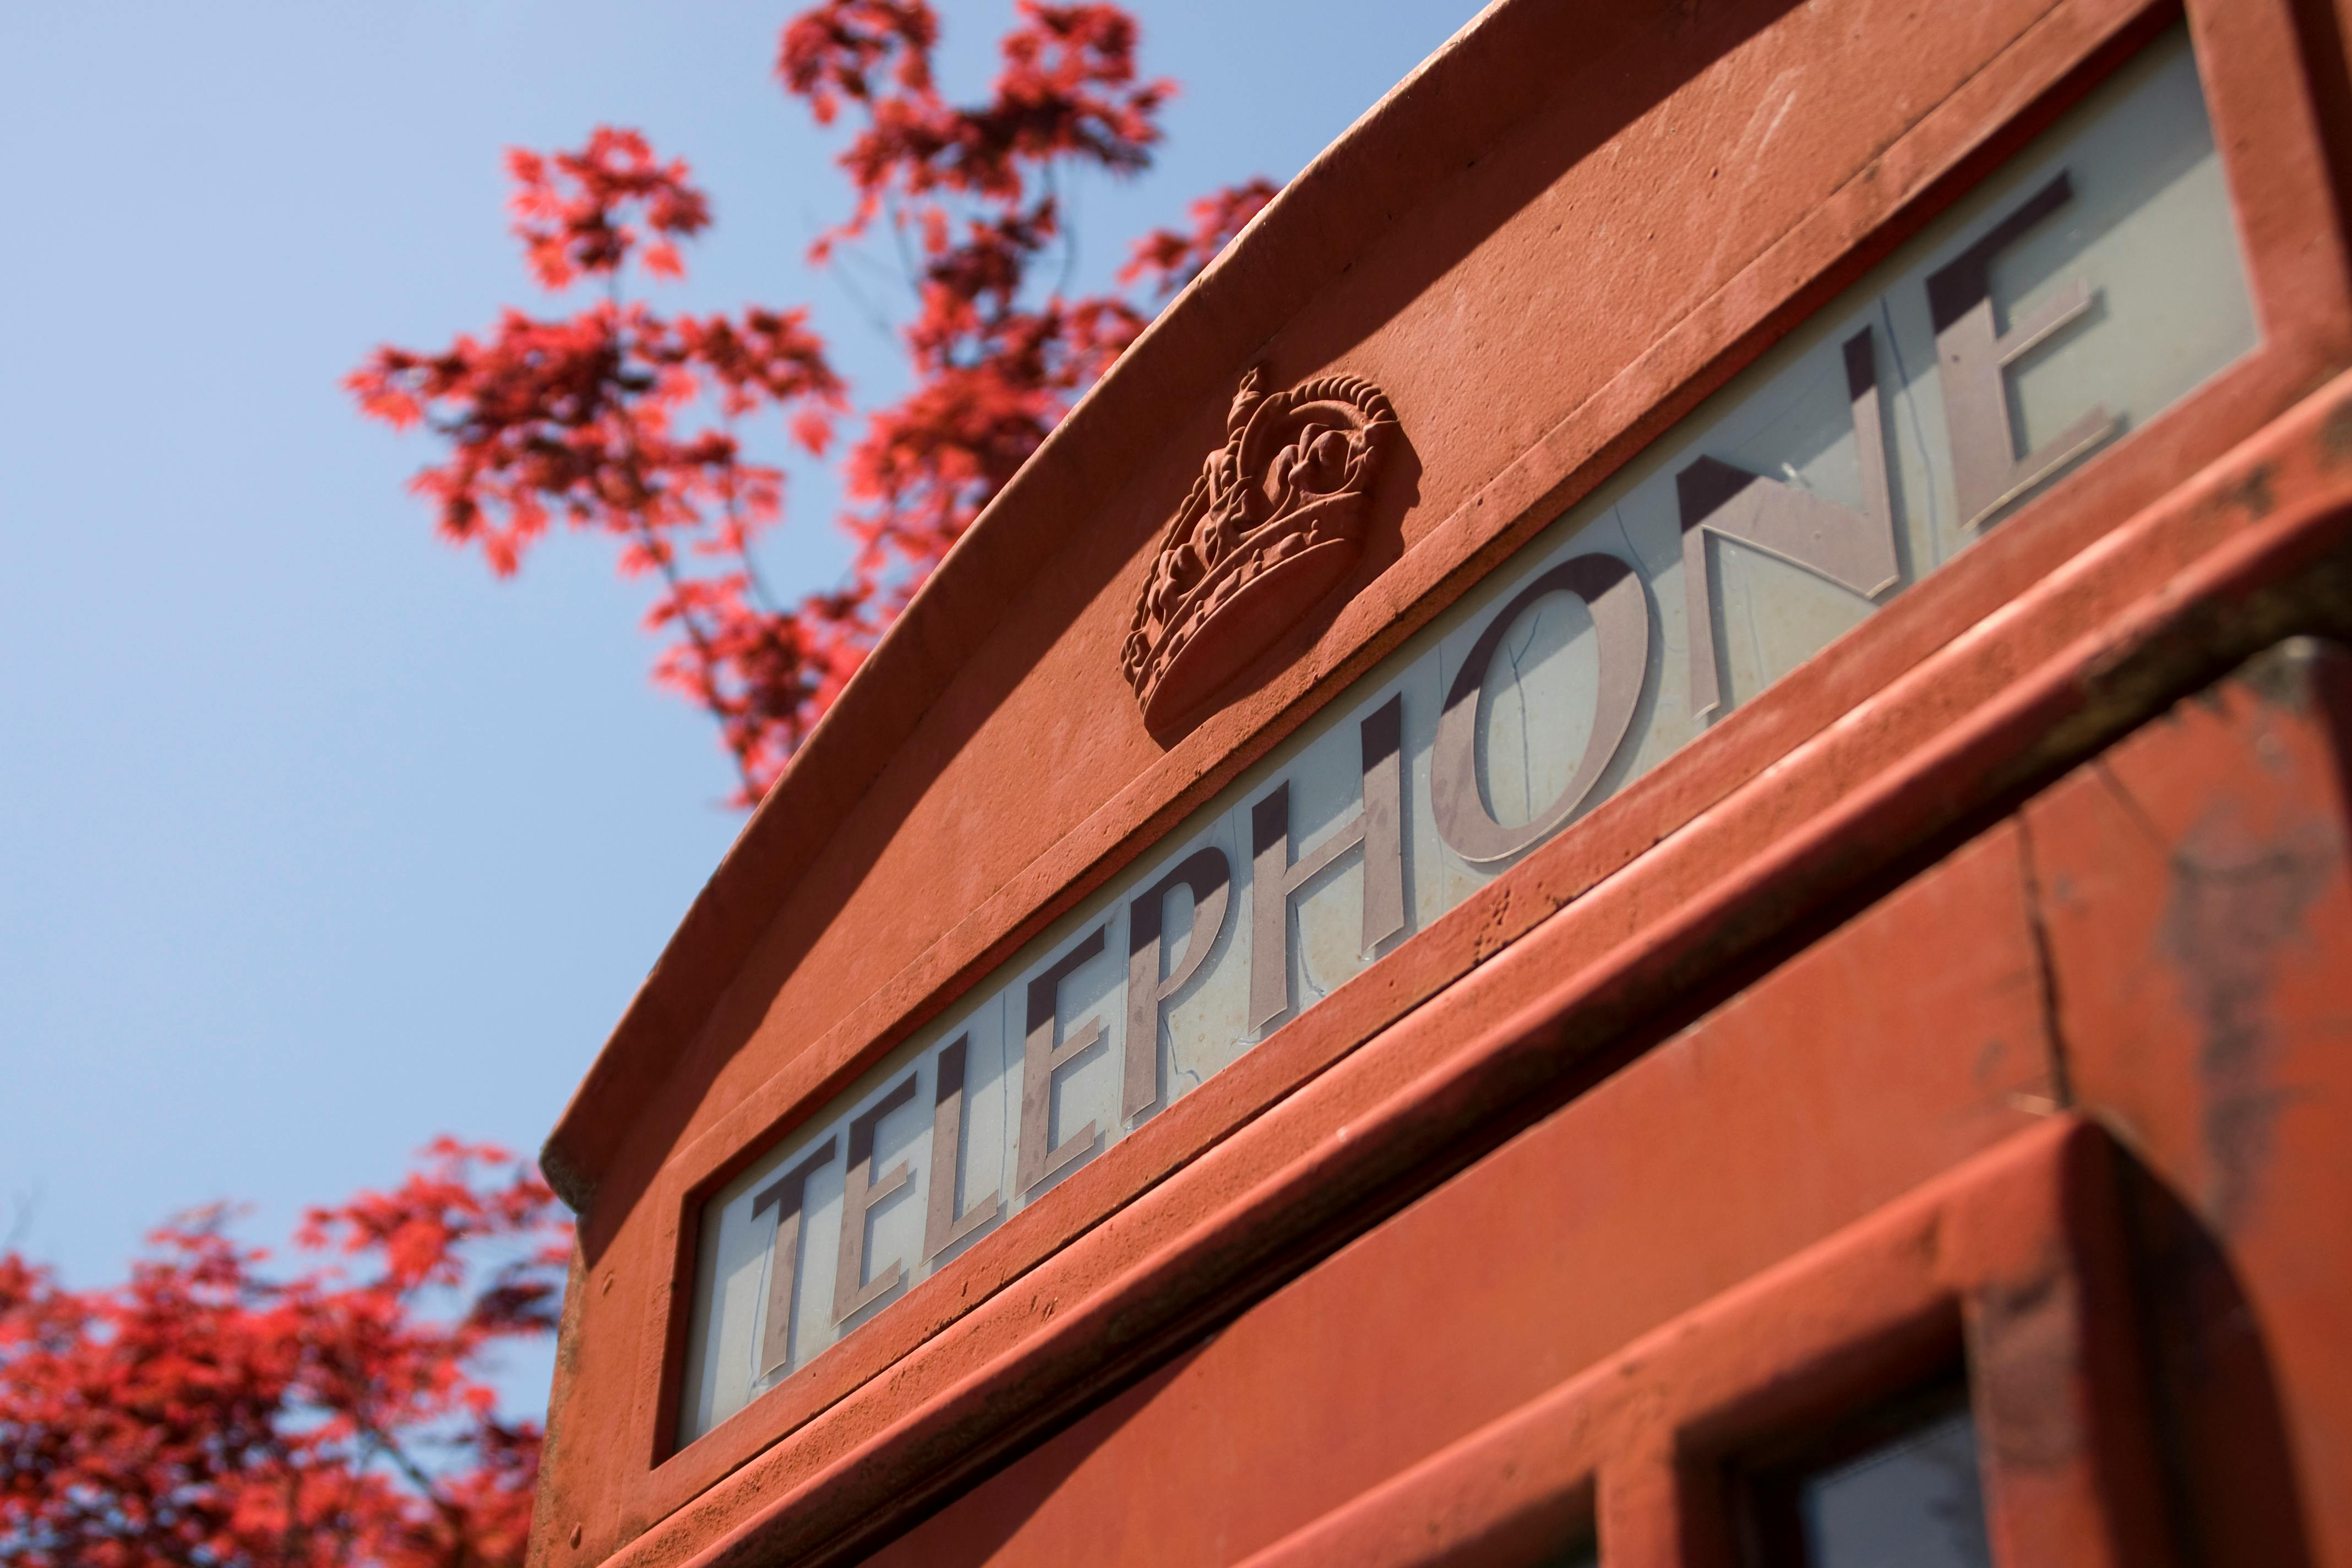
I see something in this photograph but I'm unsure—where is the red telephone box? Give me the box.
[529,2,2352,1564]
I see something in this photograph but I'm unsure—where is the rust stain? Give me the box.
[2159,808,2332,1231]
[2320,393,2352,467]
[2212,461,2278,521]
[1973,1246,2082,1474]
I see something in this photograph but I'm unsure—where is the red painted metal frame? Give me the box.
[627,0,2342,1519]
[842,635,2352,1568]
[642,415,2352,1568]
[529,0,2352,1556]
[1233,1118,2168,1568]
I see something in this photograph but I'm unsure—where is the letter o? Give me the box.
[1432,553,1650,864]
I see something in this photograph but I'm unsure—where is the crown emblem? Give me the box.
[1120,368,1400,729]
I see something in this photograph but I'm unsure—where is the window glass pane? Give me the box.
[1795,1404,1990,1568]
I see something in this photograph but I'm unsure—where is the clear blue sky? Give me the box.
[0,0,1487,1355]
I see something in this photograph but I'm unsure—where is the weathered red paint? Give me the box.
[1223,1117,2170,1568]
[527,0,2352,1561]
[2026,645,2352,1568]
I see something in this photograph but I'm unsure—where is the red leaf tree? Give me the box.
[351,1,1276,805]
[0,1141,570,1568]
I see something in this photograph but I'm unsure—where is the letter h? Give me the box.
[1248,694,1406,1034]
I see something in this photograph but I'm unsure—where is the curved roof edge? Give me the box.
[540,0,1567,1213]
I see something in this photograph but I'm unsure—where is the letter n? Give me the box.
[1676,326,1899,721]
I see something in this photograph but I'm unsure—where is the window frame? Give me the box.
[1231,1117,2168,1568]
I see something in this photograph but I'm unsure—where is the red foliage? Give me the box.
[353,3,1277,805]
[345,140,848,797]
[0,1141,570,1568]
[507,128,710,288]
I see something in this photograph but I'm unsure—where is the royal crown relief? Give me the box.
[1120,369,1400,731]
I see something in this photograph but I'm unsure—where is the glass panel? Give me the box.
[1795,1404,1990,1568]
[1743,1379,1993,1568]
